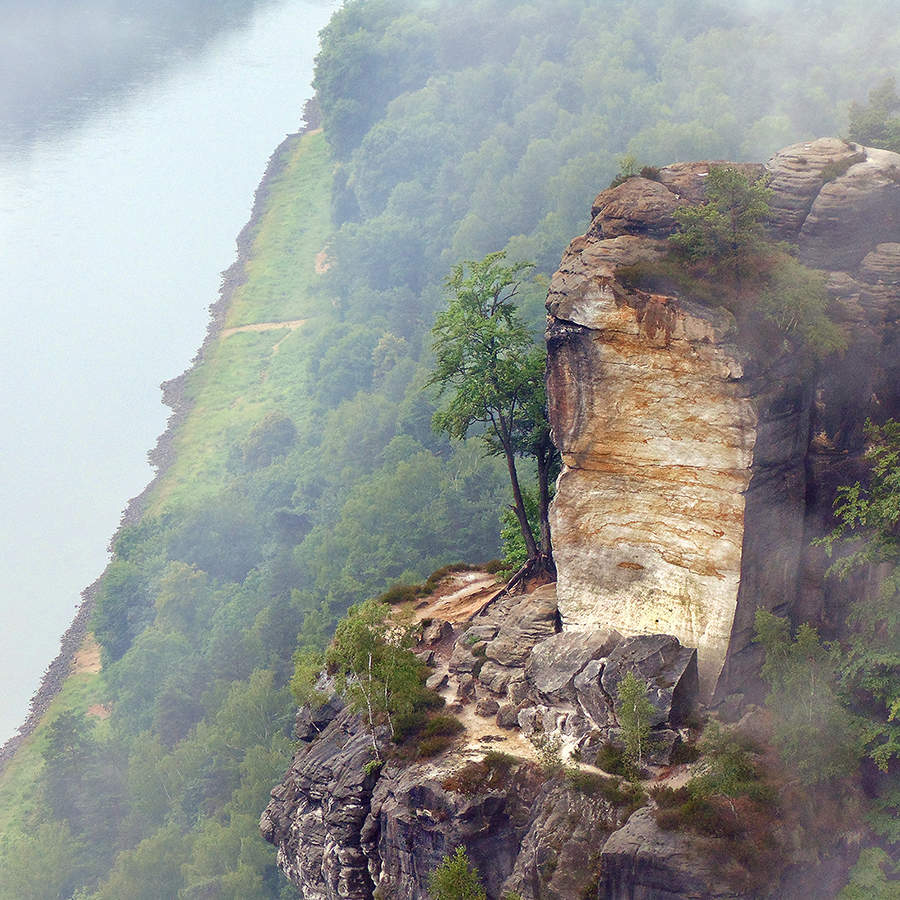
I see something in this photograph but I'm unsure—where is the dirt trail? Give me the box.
[220,318,307,338]
[72,634,101,675]
[412,571,504,624]
[409,571,540,765]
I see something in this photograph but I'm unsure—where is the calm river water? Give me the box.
[0,0,336,742]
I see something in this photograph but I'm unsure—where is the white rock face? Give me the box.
[548,272,758,696]
[546,141,900,701]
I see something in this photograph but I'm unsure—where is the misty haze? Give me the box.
[0,1,897,898]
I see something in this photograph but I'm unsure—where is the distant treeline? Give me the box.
[2,0,897,896]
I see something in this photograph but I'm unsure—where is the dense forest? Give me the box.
[1,0,898,896]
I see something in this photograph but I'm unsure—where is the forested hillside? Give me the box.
[1,1,898,896]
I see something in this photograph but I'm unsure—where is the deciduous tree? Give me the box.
[428,252,559,575]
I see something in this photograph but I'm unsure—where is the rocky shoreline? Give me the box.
[0,102,319,773]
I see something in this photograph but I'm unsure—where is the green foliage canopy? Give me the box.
[428,252,556,566]
[323,599,425,756]
[848,76,900,152]
[754,609,863,784]
[616,672,655,769]
[428,845,487,900]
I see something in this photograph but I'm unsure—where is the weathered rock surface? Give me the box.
[600,635,699,728]
[264,585,713,898]
[765,137,865,236]
[362,762,544,899]
[597,808,742,899]
[547,140,900,701]
[482,583,560,666]
[525,629,621,702]
[500,782,629,899]
[589,177,680,237]
[260,706,380,900]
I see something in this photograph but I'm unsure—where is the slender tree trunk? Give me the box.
[363,655,380,759]
[498,422,539,561]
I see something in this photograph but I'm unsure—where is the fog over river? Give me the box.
[0,0,336,743]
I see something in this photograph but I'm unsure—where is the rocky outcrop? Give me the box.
[264,585,717,899]
[597,808,741,899]
[547,138,900,702]
[265,138,899,900]
[260,703,380,899]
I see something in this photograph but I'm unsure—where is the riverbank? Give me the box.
[0,105,319,775]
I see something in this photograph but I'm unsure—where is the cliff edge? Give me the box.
[263,138,899,899]
[547,137,899,703]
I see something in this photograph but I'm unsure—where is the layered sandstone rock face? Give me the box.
[547,138,900,700]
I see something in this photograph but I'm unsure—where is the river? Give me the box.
[0,0,337,743]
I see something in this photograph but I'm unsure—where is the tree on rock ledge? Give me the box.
[428,251,559,579]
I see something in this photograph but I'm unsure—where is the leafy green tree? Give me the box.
[617,672,654,769]
[41,710,96,824]
[428,251,558,573]
[213,669,293,753]
[323,599,425,757]
[670,165,772,296]
[91,823,192,900]
[838,847,900,899]
[290,647,328,709]
[91,559,152,663]
[817,419,900,841]
[848,76,900,152]
[754,609,863,783]
[0,823,91,900]
[688,722,762,802]
[428,845,487,900]
[818,419,900,771]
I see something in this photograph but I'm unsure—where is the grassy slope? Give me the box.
[150,129,332,511]
[0,129,333,840]
[0,667,108,841]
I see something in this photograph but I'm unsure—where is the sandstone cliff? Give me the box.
[261,581,743,899]
[263,139,899,899]
[547,137,899,703]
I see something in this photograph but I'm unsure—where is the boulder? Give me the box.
[496,703,521,729]
[656,160,764,206]
[294,691,344,742]
[421,619,453,646]
[589,177,680,237]
[448,641,478,675]
[601,635,699,728]
[798,146,900,270]
[475,697,500,717]
[483,584,559,667]
[765,138,866,237]
[476,660,517,695]
[525,628,621,703]
[598,808,744,898]
[573,658,615,728]
[456,673,475,700]
[461,623,499,644]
